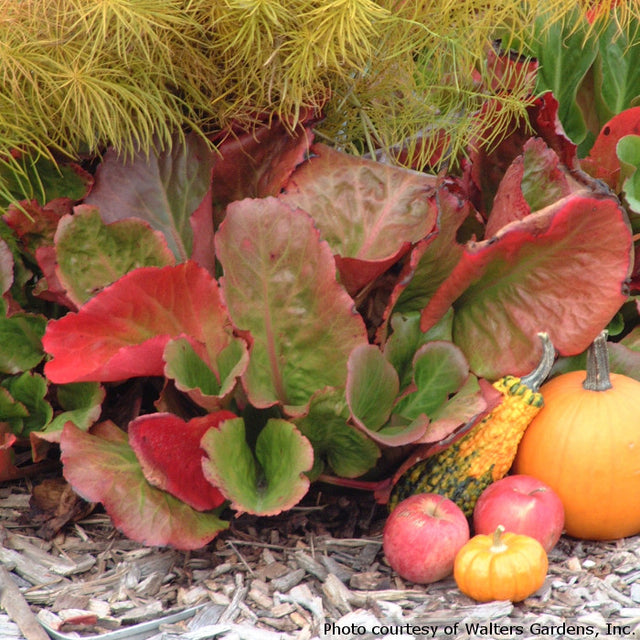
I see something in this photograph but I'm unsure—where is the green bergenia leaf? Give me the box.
[393,341,469,420]
[1,373,52,437]
[163,336,248,412]
[383,310,453,391]
[294,388,380,480]
[55,206,175,306]
[201,417,313,516]
[0,156,91,207]
[216,197,368,415]
[346,344,428,446]
[616,135,640,220]
[48,383,105,433]
[0,313,46,375]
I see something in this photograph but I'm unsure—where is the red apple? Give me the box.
[383,493,470,584]
[473,474,565,552]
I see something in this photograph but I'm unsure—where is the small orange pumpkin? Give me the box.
[514,331,640,540]
[454,526,548,602]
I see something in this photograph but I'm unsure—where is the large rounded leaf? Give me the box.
[201,417,313,516]
[280,143,437,293]
[61,422,228,550]
[215,197,368,415]
[421,193,633,378]
[346,344,428,446]
[55,206,175,306]
[128,411,236,512]
[43,262,237,383]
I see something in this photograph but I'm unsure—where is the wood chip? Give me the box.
[0,567,49,640]
[321,573,352,615]
[270,568,306,593]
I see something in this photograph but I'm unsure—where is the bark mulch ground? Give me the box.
[1,480,640,640]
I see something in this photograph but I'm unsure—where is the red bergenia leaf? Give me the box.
[4,199,71,261]
[43,262,236,383]
[468,92,578,215]
[580,107,640,190]
[61,422,228,549]
[280,143,438,294]
[486,137,573,237]
[211,117,315,226]
[421,194,632,379]
[216,197,368,415]
[128,411,235,512]
[33,246,77,309]
[379,181,471,343]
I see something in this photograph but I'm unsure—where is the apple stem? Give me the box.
[490,525,509,553]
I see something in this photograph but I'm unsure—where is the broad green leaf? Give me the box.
[594,15,640,124]
[346,344,427,446]
[1,373,52,437]
[0,388,28,424]
[383,310,453,390]
[84,133,214,261]
[617,135,640,217]
[393,342,469,420]
[0,313,46,374]
[0,156,91,207]
[347,345,398,431]
[294,388,380,480]
[163,337,248,411]
[533,8,599,146]
[55,206,175,306]
[421,194,632,378]
[201,417,313,516]
[280,143,437,293]
[216,198,368,415]
[61,422,228,549]
[47,383,105,433]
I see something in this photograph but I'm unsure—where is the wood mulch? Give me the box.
[1,480,640,640]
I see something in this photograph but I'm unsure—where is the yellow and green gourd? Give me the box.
[388,333,555,516]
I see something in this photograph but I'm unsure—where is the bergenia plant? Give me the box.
[0,21,639,549]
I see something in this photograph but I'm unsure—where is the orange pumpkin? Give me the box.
[454,526,548,602]
[514,331,640,540]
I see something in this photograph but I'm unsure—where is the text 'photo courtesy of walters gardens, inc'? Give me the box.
[323,619,635,638]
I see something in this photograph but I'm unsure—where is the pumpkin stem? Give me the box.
[490,525,508,552]
[521,333,555,391]
[583,330,613,392]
